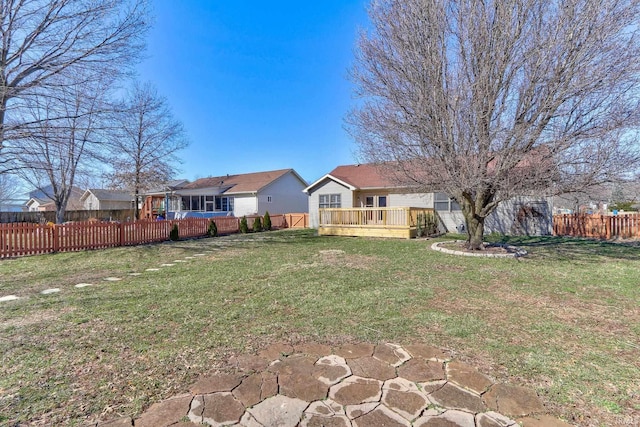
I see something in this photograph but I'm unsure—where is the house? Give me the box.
[25,186,84,212]
[140,169,308,220]
[80,189,134,211]
[303,163,553,237]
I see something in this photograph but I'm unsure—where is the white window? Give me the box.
[434,193,461,211]
[319,194,341,208]
[215,196,234,212]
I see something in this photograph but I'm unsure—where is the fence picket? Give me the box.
[553,214,640,239]
[0,214,309,258]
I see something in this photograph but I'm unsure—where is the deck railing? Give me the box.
[319,207,434,228]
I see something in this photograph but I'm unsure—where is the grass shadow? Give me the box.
[488,235,640,261]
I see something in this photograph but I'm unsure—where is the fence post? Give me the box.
[120,222,125,246]
[52,224,59,253]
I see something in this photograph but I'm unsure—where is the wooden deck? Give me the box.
[318,207,436,239]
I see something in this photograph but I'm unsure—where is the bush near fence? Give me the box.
[553,213,640,239]
[0,213,309,258]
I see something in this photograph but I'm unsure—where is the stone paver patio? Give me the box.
[95,342,573,427]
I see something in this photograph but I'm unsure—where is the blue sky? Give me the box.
[136,1,370,184]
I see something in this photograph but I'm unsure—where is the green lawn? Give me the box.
[1,229,639,426]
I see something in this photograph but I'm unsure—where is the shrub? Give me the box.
[208,220,218,237]
[169,223,179,241]
[263,211,272,231]
[253,216,263,232]
[239,216,249,234]
[416,212,438,237]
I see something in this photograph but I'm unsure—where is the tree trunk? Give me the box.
[55,204,66,224]
[465,214,485,250]
[461,199,487,250]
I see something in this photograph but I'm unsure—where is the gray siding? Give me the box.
[389,192,433,208]
[257,172,308,215]
[307,179,353,228]
[485,197,553,235]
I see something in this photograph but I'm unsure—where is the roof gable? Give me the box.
[183,169,300,194]
[305,163,407,193]
[81,189,132,202]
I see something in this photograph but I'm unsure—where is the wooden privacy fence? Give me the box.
[553,214,640,239]
[0,213,309,258]
[0,209,136,224]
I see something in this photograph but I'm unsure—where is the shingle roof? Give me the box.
[86,189,132,202]
[326,163,404,189]
[183,169,299,194]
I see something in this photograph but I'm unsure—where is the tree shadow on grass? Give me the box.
[489,235,640,261]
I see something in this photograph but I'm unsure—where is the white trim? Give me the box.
[303,174,356,193]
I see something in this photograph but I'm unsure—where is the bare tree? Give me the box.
[105,81,188,219]
[16,77,111,223]
[0,0,149,167]
[349,0,640,249]
[0,172,22,208]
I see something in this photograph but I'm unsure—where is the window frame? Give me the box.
[319,193,341,209]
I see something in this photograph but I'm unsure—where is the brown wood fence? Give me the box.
[553,214,640,239]
[0,213,309,258]
[0,209,136,224]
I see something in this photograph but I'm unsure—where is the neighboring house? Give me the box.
[140,169,308,219]
[0,198,28,212]
[25,186,84,212]
[80,189,134,211]
[304,163,553,235]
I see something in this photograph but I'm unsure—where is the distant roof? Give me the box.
[182,169,305,194]
[28,185,84,200]
[81,189,133,202]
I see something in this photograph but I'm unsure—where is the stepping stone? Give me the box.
[397,358,445,382]
[382,378,429,420]
[315,355,351,385]
[413,409,476,427]
[173,260,187,263]
[447,361,494,394]
[145,268,160,272]
[128,273,141,276]
[160,263,175,267]
[476,411,518,427]
[259,342,294,360]
[334,343,375,359]
[347,356,397,381]
[0,295,19,302]
[329,376,383,406]
[404,344,450,361]
[247,394,308,427]
[426,382,486,413]
[294,342,332,357]
[75,283,93,288]
[483,384,544,417]
[184,256,195,259]
[104,277,122,282]
[352,404,411,427]
[345,402,379,420]
[199,392,245,426]
[135,394,192,427]
[189,373,243,394]
[193,253,206,257]
[41,288,60,294]
[373,343,411,367]
[232,371,278,407]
